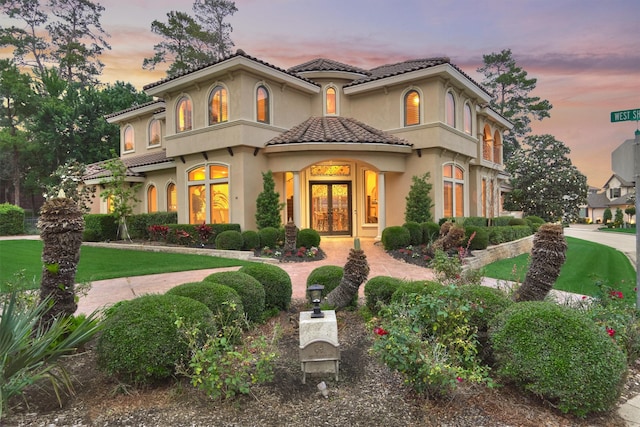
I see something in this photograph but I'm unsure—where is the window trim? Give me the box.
[166,182,177,212]
[123,124,134,153]
[176,96,193,133]
[463,102,472,135]
[147,118,161,147]
[402,88,422,127]
[147,184,157,213]
[445,90,456,128]
[443,163,465,218]
[255,83,271,124]
[324,84,338,116]
[208,84,229,125]
[187,163,231,224]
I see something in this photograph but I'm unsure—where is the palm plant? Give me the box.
[326,238,370,309]
[0,293,101,419]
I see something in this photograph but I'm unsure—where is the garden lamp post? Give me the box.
[307,284,324,318]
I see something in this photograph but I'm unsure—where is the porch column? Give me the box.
[293,171,301,226]
[376,172,386,241]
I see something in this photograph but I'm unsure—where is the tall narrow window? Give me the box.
[443,164,464,218]
[167,183,177,212]
[445,92,455,127]
[176,97,192,132]
[326,87,336,115]
[364,170,378,224]
[483,125,493,161]
[187,164,230,224]
[256,85,269,123]
[493,131,502,164]
[123,125,134,152]
[148,119,161,146]
[404,90,420,126]
[463,103,472,135]
[209,86,228,124]
[147,185,157,213]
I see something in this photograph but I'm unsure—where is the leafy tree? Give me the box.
[477,49,552,160]
[46,0,111,85]
[255,170,283,229]
[99,154,140,241]
[614,208,624,228]
[625,206,635,224]
[143,0,237,77]
[504,134,587,222]
[404,172,434,223]
[603,208,612,224]
[43,160,95,212]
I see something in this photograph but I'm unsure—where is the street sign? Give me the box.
[611,108,640,122]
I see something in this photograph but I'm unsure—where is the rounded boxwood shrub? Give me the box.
[391,280,444,303]
[239,263,292,311]
[166,281,244,323]
[489,301,627,417]
[381,226,410,250]
[258,226,280,249]
[421,221,440,244]
[96,293,214,385]
[508,217,526,226]
[241,230,260,251]
[364,276,403,313]
[458,285,512,334]
[215,230,243,250]
[297,228,321,248]
[204,271,265,323]
[402,221,422,246]
[463,226,489,250]
[306,265,344,299]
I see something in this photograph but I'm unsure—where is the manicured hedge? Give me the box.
[402,221,422,246]
[297,228,321,248]
[204,271,265,323]
[166,281,244,324]
[215,230,243,250]
[0,203,24,236]
[239,263,292,311]
[381,226,410,250]
[364,276,403,313]
[83,214,118,241]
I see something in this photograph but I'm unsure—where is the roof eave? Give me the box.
[130,160,176,174]
[264,142,413,154]
[106,101,166,124]
[296,70,369,81]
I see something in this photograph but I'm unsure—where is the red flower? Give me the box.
[456,376,463,383]
[609,290,624,299]
[607,328,616,337]
[373,326,388,336]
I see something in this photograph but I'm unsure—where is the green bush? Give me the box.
[0,203,24,236]
[128,212,178,239]
[458,285,512,334]
[96,294,214,385]
[489,302,627,417]
[524,215,545,232]
[508,218,526,226]
[464,216,488,227]
[258,226,281,249]
[204,271,265,323]
[487,225,532,245]
[239,263,292,311]
[491,216,514,226]
[83,214,118,241]
[421,221,440,244]
[297,228,321,248]
[306,265,344,300]
[463,226,489,250]
[381,226,410,250]
[241,230,260,250]
[364,276,403,313]
[166,281,244,324]
[402,221,422,246]
[391,280,444,303]
[215,230,243,250]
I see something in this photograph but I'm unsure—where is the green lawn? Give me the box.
[482,236,636,302]
[598,227,636,234]
[0,240,253,291]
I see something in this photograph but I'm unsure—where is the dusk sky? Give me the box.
[6,0,640,188]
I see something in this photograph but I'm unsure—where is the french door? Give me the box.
[310,182,351,235]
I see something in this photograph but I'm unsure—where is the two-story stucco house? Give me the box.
[84,50,511,239]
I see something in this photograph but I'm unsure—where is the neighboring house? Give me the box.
[85,50,512,239]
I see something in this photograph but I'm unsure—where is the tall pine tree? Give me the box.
[255,170,284,229]
[404,173,434,223]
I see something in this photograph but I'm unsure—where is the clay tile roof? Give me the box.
[288,58,371,76]
[83,150,173,180]
[266,116,412,147]
[104,100,165,120]
[143,49,319,91]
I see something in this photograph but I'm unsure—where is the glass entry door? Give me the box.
[310,182,351,235]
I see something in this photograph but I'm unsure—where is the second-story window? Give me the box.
[123,125,134,152]
[445,91,456,127]
[326,86,336,115]
[256,85,269,123]
[176,97,192,132]
[148,119,161,146]
[209,86,228,125]
[404,90,420,126]
[463,103,472,135]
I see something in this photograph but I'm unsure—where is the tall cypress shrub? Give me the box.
[405,173,434,223]
[255,170,284,229]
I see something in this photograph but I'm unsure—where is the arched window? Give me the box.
[326,86,336,115]
[493,130,502,164]
[256,85,269,123]
[147,185,157,213]
[483,125,493,161]
[167,183,177,212]
[463,103,472,135]
[404,90,420,126]
[445,91,455,127]
[123,125,134,152]
[209,86,228,125]
[187,164,229,224]
[176,97,192,132]
[148,119,161,146]
[443,164,464,218]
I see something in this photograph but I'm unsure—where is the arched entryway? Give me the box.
[310,181,351,235]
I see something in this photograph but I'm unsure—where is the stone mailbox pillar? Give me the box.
[299,310,340,384]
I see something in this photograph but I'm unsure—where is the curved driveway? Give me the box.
[564,224,636,267]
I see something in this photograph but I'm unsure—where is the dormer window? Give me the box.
[256,85,270,123]
[123,125,134,152]
[209,86,228,124]
[326,86,336,115]
[176,97,192,132]
[404,90,420,126]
